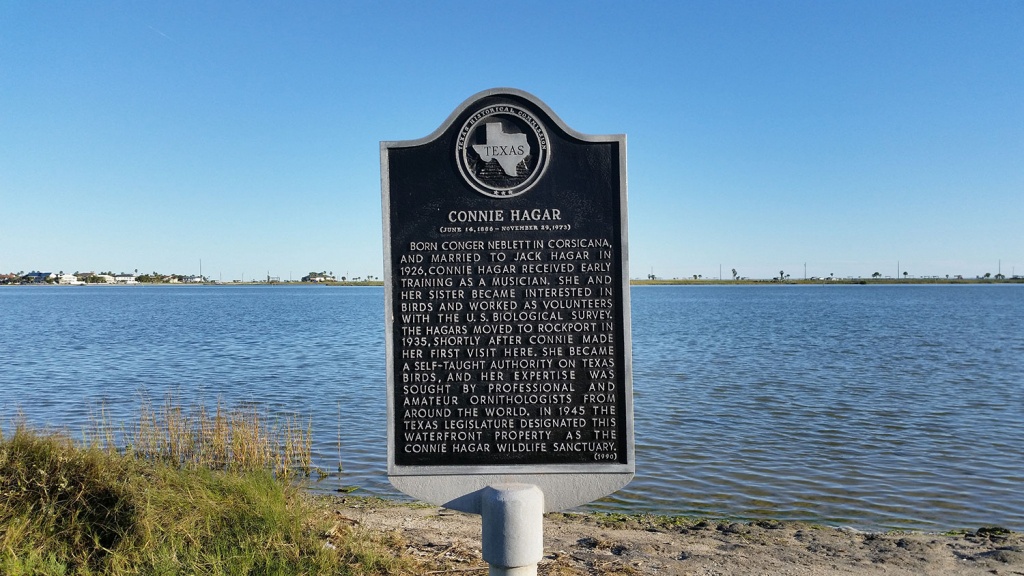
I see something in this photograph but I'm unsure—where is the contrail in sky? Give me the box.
[148,25,172,41]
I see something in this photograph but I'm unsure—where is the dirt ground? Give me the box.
[309,495,1024,575]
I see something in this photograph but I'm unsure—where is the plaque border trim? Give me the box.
[380,88,634,492]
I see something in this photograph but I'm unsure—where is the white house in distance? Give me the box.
[302,273,336,282]
[114,273,138,284]
[58,274,84,285]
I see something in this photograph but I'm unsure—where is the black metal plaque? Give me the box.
[382,89,632,474]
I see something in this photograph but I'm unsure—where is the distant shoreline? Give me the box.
[4,278,1023,287]
[631,277,1023,285]
[0,281,387,287]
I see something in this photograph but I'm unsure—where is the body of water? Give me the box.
[1,284,1021,531]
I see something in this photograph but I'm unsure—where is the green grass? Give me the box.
[0,415,415,575]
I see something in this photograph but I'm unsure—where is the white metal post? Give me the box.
[481,484,544,576]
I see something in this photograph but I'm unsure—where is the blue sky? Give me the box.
[2,1,1021,281]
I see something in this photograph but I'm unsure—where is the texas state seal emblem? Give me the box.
[456,104,549,198]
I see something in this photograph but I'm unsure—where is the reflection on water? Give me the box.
[1,284,1022,531]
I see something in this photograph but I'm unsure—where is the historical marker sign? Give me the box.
[381,89,633,512]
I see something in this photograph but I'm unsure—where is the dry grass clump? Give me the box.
[86,398,315,477]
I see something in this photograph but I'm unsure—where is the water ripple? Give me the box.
[1,284,1022,531]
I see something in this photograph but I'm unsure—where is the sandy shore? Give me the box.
[309,496,1023,575]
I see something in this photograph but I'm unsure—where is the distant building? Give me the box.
[114,273,138,284]
[302,274,335,283]
[23,271,55,283]
[58,274,84,285]
[184,275,204,283]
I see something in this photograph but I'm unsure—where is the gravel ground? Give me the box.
[308,495,1024,575]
